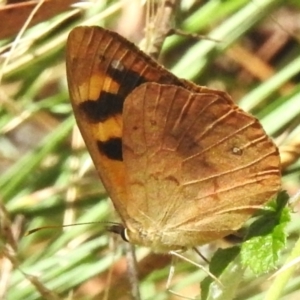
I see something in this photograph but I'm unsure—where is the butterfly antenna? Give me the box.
[26,221,123,235]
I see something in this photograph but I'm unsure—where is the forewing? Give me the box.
[66,26,184,220]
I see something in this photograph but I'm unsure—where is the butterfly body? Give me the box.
[66,26,281,253]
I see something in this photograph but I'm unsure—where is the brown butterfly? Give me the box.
[66,26,281,253]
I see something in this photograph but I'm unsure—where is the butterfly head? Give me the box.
[107,223,186,253]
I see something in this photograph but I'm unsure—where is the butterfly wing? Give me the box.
[66,26,233,223]
[66,26,199,221]
[122,83,281,250]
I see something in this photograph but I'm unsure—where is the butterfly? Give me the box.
[66,26,281,253]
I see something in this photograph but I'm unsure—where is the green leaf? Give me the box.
[241,191,290,275]
[201,246,241,300]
